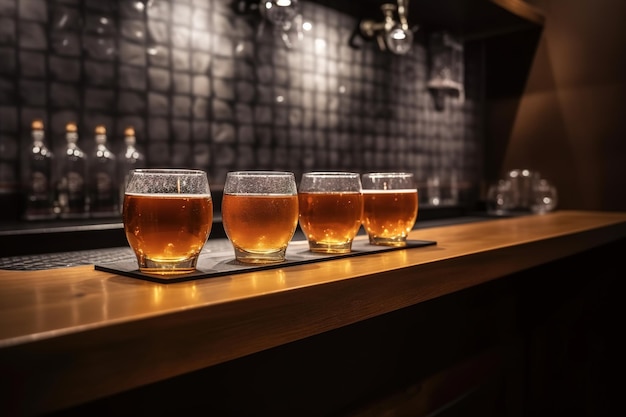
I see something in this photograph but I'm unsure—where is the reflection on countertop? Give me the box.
[0,213,505,271]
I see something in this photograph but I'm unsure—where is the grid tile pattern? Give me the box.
[0,0,482,212]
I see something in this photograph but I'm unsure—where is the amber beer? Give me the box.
[222,193,299,261]
[298,191,364,253]
[362,189,418,246]
[123,193,213,273]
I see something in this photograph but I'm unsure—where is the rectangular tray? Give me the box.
[95,237,437,284]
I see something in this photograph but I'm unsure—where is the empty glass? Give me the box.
[507,169,541,210]
[530,179,558,214]
[486,179,517,216]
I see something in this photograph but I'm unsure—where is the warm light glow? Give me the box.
[302,21,312,31]
[276,0,292,6]
[31,119,44,130]
[184,283,199,302]
[276,270,286,286]
[152,286,163,305]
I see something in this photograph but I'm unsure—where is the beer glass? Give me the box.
[222,171,299,263]
[362,172,418,246]
[123,169,213,275]
[298,172,363,253]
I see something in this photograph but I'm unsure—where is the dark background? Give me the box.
[486,0,626,212]
[0,0,484,223]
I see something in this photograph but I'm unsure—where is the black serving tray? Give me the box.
[95,237,437,284]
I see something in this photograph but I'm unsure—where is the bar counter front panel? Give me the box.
[1,210,625,417]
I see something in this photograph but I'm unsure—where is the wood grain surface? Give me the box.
[1,210,625,417]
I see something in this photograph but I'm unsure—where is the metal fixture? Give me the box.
[259,0,303,48]
[260,0,299,27]
[359,0,414,55]
[231,0,303,48]
[427,31,464,110]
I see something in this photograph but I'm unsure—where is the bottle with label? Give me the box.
[89,124,118,217]
[57,122,88,219]
[23,119,55,220]
[117,126,145,213]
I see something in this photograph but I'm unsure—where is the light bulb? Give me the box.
[261,0,299,27]
[385,25,413,55]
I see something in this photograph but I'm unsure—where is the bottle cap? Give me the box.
[31,119,45,142]
[65,122,78,143]
[124,126,136,146]
[94,125,107,145]
[31,119,44,130]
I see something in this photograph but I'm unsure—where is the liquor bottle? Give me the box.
[89,124,118,217]
[117,126,145,213]
[57,122,88,219]
[23,119,55,220]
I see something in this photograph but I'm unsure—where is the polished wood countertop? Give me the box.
[1,210,625,416]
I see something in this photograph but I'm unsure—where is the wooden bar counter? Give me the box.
[1,210,625,417]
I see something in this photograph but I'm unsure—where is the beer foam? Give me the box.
[125,192,212,198]
[299,191,362,194]
[361,189,417,194]
[224,193,296,197]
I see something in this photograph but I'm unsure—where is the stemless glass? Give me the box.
[530,178,558,214]
[298,172,363,254]
[486,179,517,216]
[123,169,213,275]
[222,171,299,263]
[362,172,418,246]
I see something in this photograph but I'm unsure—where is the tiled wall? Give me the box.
[0,0,483,220]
